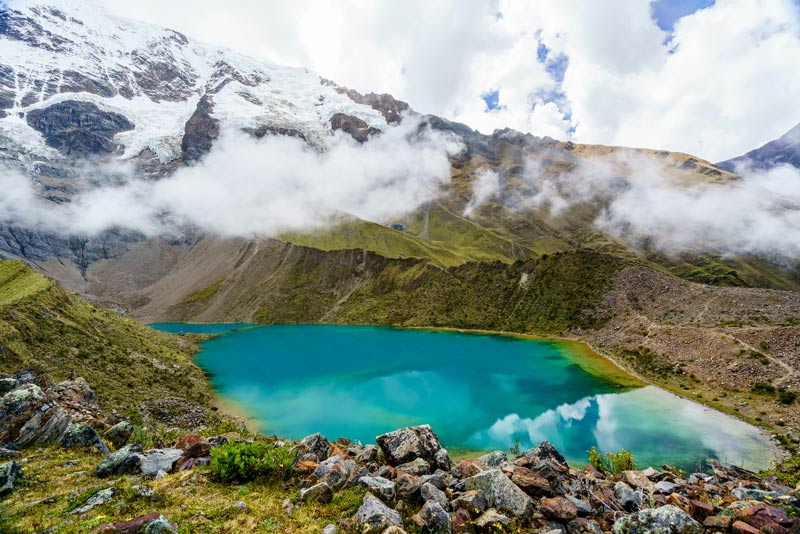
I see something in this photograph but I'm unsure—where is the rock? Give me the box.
[329,113,380,143]
[294,432,332,463]
[357,475,397,503]
[92,512,163,533]
[49,377,100,411]
[300,482,334,504]
[419,500,452,533]
[105,421,134,449]
[354,493,403,533]
[614,482,643,511]
[731,521,760,534]
[453,489,488,515]
[356,445,378,464]
[654,481,680,494]
[505,465,552,496]
[140,449,182,475]
[733,502,790,530]
[452,508,471,534]
[567,518,603,534]
[565,495,594,516]
[234,500,247,510]
[0,378,18,395]
[96,444,144,477]
[295,460,319,475]
[376,425,450,471]
[72,488,116,514]
[476,450,508,467]
[688,499,713,522]
[732,487,780,502]
[62,423,110,455]
[703,516,733,530]
[314,455,355,489]
[421,482,448,509]
[0,384,72,448]
[143,515,178,534]
[473,509,511,531]
[381,528,408,534]
[397,457,432,476]
[540,496,578,522]
[464,468,533,517]
[321,524,337,534]
[0,460,23,494]
[132,485,161,500]
[0,447,19,459]
[612,505,703,534]
[623,471,655,491]
[516,441,568,468]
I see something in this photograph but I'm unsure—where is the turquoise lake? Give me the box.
[151,323,779,470]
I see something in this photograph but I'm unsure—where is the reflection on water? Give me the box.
[151,323,779,471]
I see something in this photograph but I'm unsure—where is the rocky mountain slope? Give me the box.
[717,123,800,171]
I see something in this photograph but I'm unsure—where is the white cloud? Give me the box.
[0,118,462,237]
[463,169,501,217]
[91,0,800,162]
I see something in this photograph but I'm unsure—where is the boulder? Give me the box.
[92,512,177,533]
[314,455,355,489]
[105,422,134,449]
[0,460,23,494]
[49,377,100,410]
[565,495,594,516]
[612,504,703,534]
[733,502,791,531]
[0,384,72,448]
[540,496,578,522]
[567,518,603,534]
[293,433,332,463]
[140,449,182,475]
[299,482,333,504]
[516,441,568,468]
[354,493,403,533]
[731,487,781,502]
[453,490,488,515]
[464,468,533,517]
[476,450,508,468]
[473,509,511,531]
[396,457,431,476]
[731,521,760,534]
[703,516,733,530]
[623,471,655,491]
[420,481,448,509]
[419,500,452,533]
[376,425,451,471]
[654,481,680,495]
[72,488,116,514]
[614,482,643,511]
[357,475,397,503]
[62,423,110,455]
[96,444,144,477]
[505,465,552,496]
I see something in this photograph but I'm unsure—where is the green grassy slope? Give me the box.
[0,260,214,423]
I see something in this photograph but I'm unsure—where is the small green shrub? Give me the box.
[751,382,776,394]
[777,390,797,405]
[587,446,636,474]
[210,441,295,483]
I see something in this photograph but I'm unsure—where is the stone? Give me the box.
[476,450,508,467]
[321,524,337,534]
[565,495,594,516]
[688,499,713,521]
[614,482,643,511]
[300,482,334,504]
[140,449,182,475]
[132,485,161,500]
[703,516,733,530]
[732,521,760,534]
[421,482,448,509]
[105,421,134,449]
[473,509,511,531]
[453,490,488,515]
[419,500,452,533]
[72,488,115,514]
[382,528,408,534]
[354,493,403,533]
[62,423,110,455]
[612,505,703,534]
[0,460,23,494]
[734,502,790,530]
[654,481,680,494]
[96,444,144,477]
[516,441,568,468]
[452,508,471,534]
[623,471,655,491]
[314,455,355,489]
[464,468,533,517]
[92,512,164,533]
[143,515,178,534]
[293,433,332,463]
[357,475,397,502]
[567,518,603,534]
[397,457,431,476]
[0,384,72,448]
[506,465,552,496]
[732,487,781,502]
[540,496,578,522]
[376,425,450,471]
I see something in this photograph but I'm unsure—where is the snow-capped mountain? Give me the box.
[0,0,405,186]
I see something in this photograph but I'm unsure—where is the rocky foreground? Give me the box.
[1,372,799,534]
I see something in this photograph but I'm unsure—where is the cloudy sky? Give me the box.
[95,0,800,163]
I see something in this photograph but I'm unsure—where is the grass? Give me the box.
[181,279,226,304]
[0,447,367,534]
[0,260,53,307]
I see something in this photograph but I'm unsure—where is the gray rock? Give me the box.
[421,481,448,508]
[321,524,337,534]
[566,495,594,516]
[355,444,378,464]
[614,481,643,511]
[419,500,452,533]
[61,423,110,455]
[567,518,603,534]
[612,504,703,534]
[293,433,332,463]
[234,501,247,510]
[0,384,72,448]
[96,444,143,477]
[464,468,533,517]
[72,488,115,514]
[354,493,403,533]
[140,448,182,475]
[396,457,431,476]
[299,481,333,504]
[0,460,23,494]
[143,515,178,534]
[453,489,488,514]
[476,450,508,467]
[516,440,568,467]
[731,487,780,502]
[376,425,450,470]
[654,481,680,494]
[474,509,511,529]
[357,475,396,502]
[314,455,355,489]
[105,421,134,449]
[0,378,17,395]
[131,485,160,500]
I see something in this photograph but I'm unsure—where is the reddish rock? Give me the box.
[455,460,483,478]
[91,512,175,533]
[173,434,203,450]
[667,492,692,513]
[506,465,552,497]
[183,441,211,459]
[540,496,578,522]
[732,520,761,534]
[689,499,714,521]
[294,460,319,475]
[703,515,733,530]
[452,508,471,534]
[735,503,791,530]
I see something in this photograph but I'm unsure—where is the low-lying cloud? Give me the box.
[0,118,462,238]
[517,151,800,259]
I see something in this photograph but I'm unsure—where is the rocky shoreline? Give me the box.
[1,371,799,533]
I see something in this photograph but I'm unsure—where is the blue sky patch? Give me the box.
[651,0,715,32]
[482,89,501,111]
